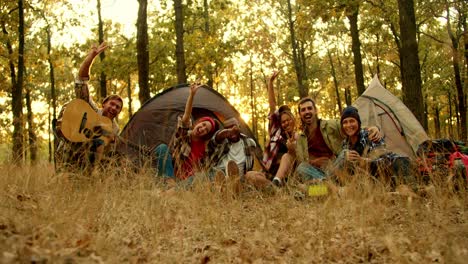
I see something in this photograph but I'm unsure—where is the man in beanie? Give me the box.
[285,98,382,182]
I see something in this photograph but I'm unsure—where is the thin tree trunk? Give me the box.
[11,0,25,163]
[327,50,342,113]
[344,86,352,106]
[448,90,453,138]
[126,74,133,117]
[347,5,366,95]
[249,55,257,138]
[137,0,150,103]
[25,87,37,163]
[203,0,214,88]
[446,6,467,141]
[48,108,52,163]
[286,0,306,97]
[96,0,107,100]
[174,0,187,84]
[397,0,425,129]
[434,103,441,139]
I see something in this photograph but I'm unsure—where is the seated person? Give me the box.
[55,42,123,174]
[207,117,256,178]
[262,71,298,185]
[290,98,382,183]
[330,106,414,187]
[154,82,219,188]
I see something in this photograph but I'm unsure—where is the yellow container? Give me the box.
[308,184,328,196]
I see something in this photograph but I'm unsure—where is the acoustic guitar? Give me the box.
[57,99,114,143]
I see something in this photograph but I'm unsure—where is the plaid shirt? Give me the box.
[169,116,210,179]
[342,129,385,156]
[207,131,256,172]
[74,81,119,133]
[262,110,287,172]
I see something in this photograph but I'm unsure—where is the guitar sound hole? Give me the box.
[83,128,93,139]
[92,126,103,138]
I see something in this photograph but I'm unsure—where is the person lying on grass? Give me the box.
[154,82,219,188]
[329,106,415,188]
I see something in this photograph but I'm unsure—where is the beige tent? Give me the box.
[353,75,429,159]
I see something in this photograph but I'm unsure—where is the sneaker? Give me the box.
[272,177,282,187]
[213,169,226,192]
[225,160,239,178]
[225,160,242,196]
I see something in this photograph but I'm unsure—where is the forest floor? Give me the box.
[1,163,467,263]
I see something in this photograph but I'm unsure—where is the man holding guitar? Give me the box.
[55,42,123,174]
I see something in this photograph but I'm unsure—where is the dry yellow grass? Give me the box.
[1,163,467,263]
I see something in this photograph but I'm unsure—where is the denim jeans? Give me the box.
[154,144,175,179]
[296,161,326,182]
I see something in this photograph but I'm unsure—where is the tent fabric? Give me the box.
[116,83,264,169]
[353,75,429,159]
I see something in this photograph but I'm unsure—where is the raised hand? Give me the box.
[89,42,108,58]
[189,80,203,96]
[268,70,281,85]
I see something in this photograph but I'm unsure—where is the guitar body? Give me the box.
[58,99,113,143]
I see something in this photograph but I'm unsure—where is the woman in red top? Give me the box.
[154,82,219,187]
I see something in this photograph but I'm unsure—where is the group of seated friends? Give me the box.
[150,71,416,194]
[57,43,417,195]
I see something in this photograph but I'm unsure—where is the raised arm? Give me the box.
[77,42,108,80]
[182,82,203,126]
[267,71,280,115]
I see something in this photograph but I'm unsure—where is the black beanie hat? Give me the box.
[340,106,361,126]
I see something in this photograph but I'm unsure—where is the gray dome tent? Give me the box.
[116,83,264,169]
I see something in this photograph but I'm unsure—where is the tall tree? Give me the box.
[8,0,25,163]
[137,0,150,103]
[96,0,107,100]
[397,0,425,127]
[346,3,366,95]
[286,0,308,98]
[327,49,343,113]
[445,3,466,140]
[25,87,37,163]
[174,0,187,84]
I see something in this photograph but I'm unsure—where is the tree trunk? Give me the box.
[448,90,453,138]
[96,0,107,100]
[286,0,307,97]
[25,88,37,163]
[460,2,467,86]
[397,0,425,129]
[137,0,150,104]
[126,74,133,117]
[347,5,366,95]
[203,0,214,88]
[327,50,342,113]
[446,6,467,141]
[11,0,25,163]
[433,102,441,139]
[344,86,352,106]
[174,0,187,84]
[249,55,257,138]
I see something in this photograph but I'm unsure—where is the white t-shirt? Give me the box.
[217,140,246,176]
